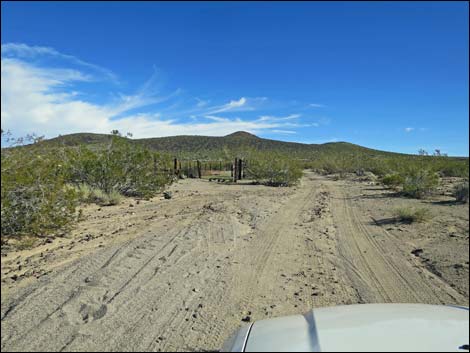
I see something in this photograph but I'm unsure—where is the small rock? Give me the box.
[163,191,173,200]
[241,316,251,322]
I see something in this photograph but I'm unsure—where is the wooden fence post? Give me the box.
[238,158,242,180]
[233,158,238,182]
[174,158,178,176]
[197,160,202,178]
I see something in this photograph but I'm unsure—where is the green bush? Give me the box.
[402,169,439,199]
[1,134,174,238]
[65,136,173,197]
[382,173,405,189]
[394,207,431,223]
[454,181,469,203]
[1,148,79,236]
[244,151,302,186]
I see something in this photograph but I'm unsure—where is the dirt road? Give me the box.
[1,172,468,351]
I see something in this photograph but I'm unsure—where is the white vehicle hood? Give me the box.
[241,304,469,352]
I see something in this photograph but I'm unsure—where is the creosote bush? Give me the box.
[394,207,431,223]
[382,173,405,189]
[244,151,303,186]
[1,147,79,236]
[65,137,173,198]
[402,169,439,199]
[1,133,173,238]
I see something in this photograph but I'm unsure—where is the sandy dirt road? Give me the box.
[1,172,468,351]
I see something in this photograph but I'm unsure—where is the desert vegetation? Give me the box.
[454,181,469,203]
[0,131,306,240]
[2,132,468,353]
[1,131,174,238]
[243,151,303,186]
[1,130,468,241]
[394,207,431,224]
[306,149,467,199]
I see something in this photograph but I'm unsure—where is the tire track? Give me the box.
[323,176,466,304]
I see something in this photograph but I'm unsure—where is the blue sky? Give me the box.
[1,1,468,155]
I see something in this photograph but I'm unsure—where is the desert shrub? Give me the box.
[1,133,173,237]
[402,169,439,199]
[244,151,302,186]
[65,136,173,197]
[303,149,468,180]
[435,159,469,178]
[454,181,469,203]
[382,173,404,189]
[394,207,431,223]
[1,148,79,236]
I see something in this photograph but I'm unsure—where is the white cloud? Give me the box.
[204,115,229,122]
[258,114,301,122]
[271,130,297,134]
[1,46,305,139]
[195,97,209,107]
[204,97,267,115]
[309,103,325,108]
[2,43,118,82]
[405,127,414,132]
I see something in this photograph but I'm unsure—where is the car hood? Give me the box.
[241,304,469,352]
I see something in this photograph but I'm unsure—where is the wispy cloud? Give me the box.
[271,129,297,134]
[404,127,414,132]
[109,69,182,117]
[195,97,209,107]
[309,103,325,108]
[1,43,315,139]
[2,43,118,82]
[258,114,301,122]
[203,97,267,115]
[203,115,229,122]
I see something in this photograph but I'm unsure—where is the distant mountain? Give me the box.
[40,131,414,159]
[43,131,399,157]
